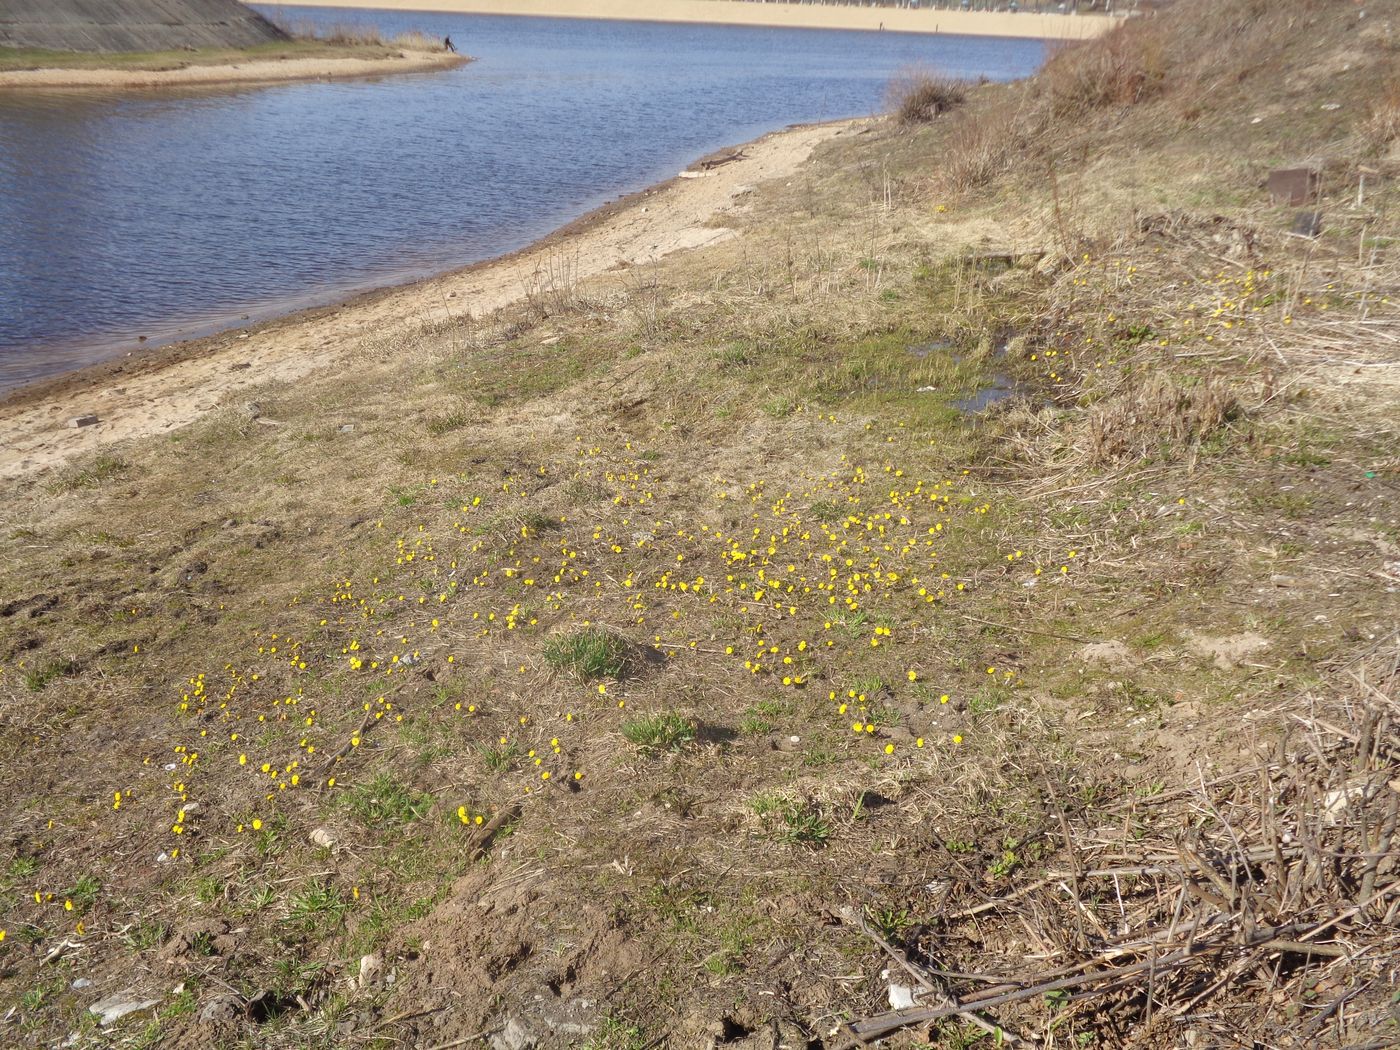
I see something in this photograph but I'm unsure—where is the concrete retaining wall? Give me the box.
[0,0,289,53]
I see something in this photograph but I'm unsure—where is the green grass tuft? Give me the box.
[621,713,695,753]
[543,628,630,679]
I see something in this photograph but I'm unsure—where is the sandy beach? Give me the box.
[0,49,466,89]
[261,0,1116,40]
[0,118,858,480]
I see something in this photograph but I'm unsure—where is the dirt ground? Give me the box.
[1,1,1397,1048]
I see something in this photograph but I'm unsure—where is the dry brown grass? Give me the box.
[1041,21,1165,118]
[1362,78,1400,153]
[1081,372,1241,466]
[935,102,1035,195]
[838,636,1400,1047]
[885,67,968,126]
[268,14,448,51]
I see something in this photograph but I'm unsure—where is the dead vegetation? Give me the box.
[1363,78,1400,154]
[935,103,1032,195]
[885,67,968,126]
[1041,23,1165,118]
[1078,373,1240,467]
[837,639,1400,1047]
[267,15,449,52]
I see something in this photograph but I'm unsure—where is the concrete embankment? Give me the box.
[0,0,288,52]
[260,0,1116,40]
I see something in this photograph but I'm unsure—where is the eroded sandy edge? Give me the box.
[0,118,863,481]
[0,50,466,89]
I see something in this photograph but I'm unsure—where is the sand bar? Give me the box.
[0,49,466,89]
[261,0,1116,40]
[0,118,860,480]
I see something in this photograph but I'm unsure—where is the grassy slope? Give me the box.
[1,0,1398,1047]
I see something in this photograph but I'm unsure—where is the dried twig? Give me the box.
[839,905,1026,1046]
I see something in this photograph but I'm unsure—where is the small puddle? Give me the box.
[954,374,1020,413]
[907,339,955,359]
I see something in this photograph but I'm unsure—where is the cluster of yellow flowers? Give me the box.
[134,412,1091,864]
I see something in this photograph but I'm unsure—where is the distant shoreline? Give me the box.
[259,0,1116,41]
[0,49,466,90]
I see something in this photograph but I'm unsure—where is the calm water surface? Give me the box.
[0,6,1045,389]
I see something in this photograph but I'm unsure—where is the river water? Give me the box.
[0,5,1045,390]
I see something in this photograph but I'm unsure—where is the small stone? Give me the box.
[310,827,336,849]
[339,424,356,433]
[68,414,99,428]
[89,991,159,1026]
[71,978,93,990]
[357,952,383,993]
[197,993,242,1031]
[888,983,917,1010]
[489,1018,538,1050]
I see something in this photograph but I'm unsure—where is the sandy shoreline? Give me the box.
[261,0,1116,40]
[0,118,862,480]
[0,49,466,89]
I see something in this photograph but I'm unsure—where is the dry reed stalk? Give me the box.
[836,636,1400,1048]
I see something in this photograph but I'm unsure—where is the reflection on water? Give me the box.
[954,374,1020,413]
[0,5,1045,389]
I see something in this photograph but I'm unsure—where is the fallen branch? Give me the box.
[840,905,1026,1046]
